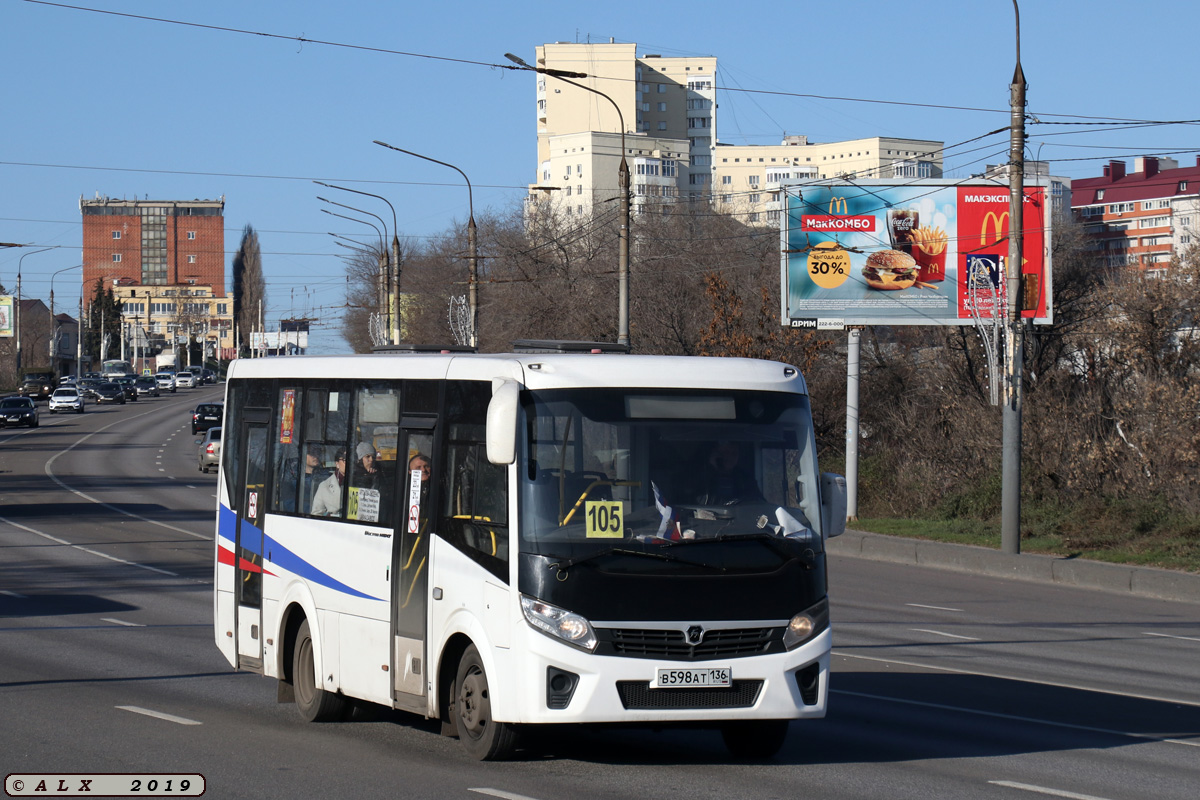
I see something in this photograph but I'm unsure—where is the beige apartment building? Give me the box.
[712,136,945,226]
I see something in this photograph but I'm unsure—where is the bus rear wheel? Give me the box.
[293,619,347,722]
[720,720,789,759]
[455,645,520,760]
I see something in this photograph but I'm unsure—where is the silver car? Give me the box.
[197,427,222,473]
[48,387,86,414]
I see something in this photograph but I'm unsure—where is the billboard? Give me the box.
[780,179,1052,328]
[0,295,13,338]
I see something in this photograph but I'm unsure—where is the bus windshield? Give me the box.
[519,388,824,566]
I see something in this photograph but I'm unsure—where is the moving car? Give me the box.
[48,387,86,414]
[135,377,160,398]
[197,426,221,473]
[93,382,126,404]
[18,376,55,401]
[191,402,224,434]
[77,378,105,399]
[200,369,217,385]
[113,376,139,402]
[175,371,196,389]
[0,397,40,427]
[154,372,177,393]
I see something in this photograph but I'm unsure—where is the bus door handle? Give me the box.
[433,587,443,600]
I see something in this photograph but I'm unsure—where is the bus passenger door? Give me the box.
[235,414,270,670]
[393,425,434,703]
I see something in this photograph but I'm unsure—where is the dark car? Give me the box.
[94,382,126,405]
[135,377,160,398]
[191,402,224,434]
[200,369,217,385]
[113,376,140,402]
[0,397,40,427]
[18,377,55,401]
[77,378,106,399]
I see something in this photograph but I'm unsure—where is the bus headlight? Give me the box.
[521,595,598,652]
[782,597,829,650]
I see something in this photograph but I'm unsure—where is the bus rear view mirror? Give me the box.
[820,473,847,538]
[487,381,520,465]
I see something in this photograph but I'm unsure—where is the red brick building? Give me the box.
[1071,157,1200,271]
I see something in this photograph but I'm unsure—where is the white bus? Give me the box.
[213,349,846,759]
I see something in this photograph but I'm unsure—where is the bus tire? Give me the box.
[293,619,346,722]
[720,720,789,759]
[455,645,520,760]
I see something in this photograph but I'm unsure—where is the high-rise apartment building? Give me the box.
[80,196,234,363]
[1071,157,1200,271]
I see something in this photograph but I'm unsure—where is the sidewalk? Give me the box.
[826,528,1200,605]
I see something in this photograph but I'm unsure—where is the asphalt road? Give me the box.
[2,393,1197,800]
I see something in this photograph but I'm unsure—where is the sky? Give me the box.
[3,0,1198,354]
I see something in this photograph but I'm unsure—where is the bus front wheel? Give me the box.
[720,720,789,759]
[455,645,520,760]
[293,619,347,722]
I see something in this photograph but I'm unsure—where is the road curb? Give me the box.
[826,529,1200,605]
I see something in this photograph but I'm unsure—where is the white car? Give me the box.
[155,372,177,393]
[175,372,196,388]
[48,387,86,414]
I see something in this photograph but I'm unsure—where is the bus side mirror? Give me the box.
[820,473,847,539]
[487,380,520,465]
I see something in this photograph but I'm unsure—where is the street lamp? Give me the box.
[372,140,478,349]
[313,180,401,344]
[318,198,389,330]
[49,264,83,376]
[504,52,631,348]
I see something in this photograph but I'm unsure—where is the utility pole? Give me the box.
[1002,0,1027,555]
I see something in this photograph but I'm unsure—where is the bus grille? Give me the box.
[616,680,764,710]
[600,627,781,660]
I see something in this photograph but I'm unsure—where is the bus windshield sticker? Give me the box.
[280,390,296,444]
[585,501,623,539]
[348,487,380,523]
[407,469,423,534]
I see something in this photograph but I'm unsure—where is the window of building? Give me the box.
[657,102,667,112]
[577,164,582,177]
[657,84,667,93]
[748,175,760,187]
[722,175,732,185]
[658,121,667,130]
[112,253,122,262]
[749,194,761,203]
[722,194,731,204]
[187,255,197,264]
[187,231,196,240]
[565,186,572,196]
[662,159,677,178]
[112,231,121,240]
[1097,190,1105,200]
[566,164,572,176]
[1180,182,1188,192]
[641,103,650,112]
[749,213,760,223]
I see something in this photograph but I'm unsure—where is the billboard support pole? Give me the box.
[845,326,862,522]
[1002,0,1027,556]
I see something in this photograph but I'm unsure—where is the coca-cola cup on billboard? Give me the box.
[910,226,948,282]
[887,207,919,254]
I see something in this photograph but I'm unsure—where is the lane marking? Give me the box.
[836,689,1199,748]
[116,706,201,726]
[906,603,963,612]
[101,618,145,627]
[1143,631,1200,643]
[469,790,545,800]
[988,780,1114,800]
[832,650,1200,710]
[42,403,213,541]
[0,516,178,577]
[1,590,28,599]
[911,628,980,641]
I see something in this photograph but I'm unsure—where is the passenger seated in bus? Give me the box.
[281,449,329,514]
[311,448,347,517]
[696,441,764,506]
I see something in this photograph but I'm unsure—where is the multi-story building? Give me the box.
[712,135,944,226]
[1071,157,1200,271]
[528,42,716,215]
[80,196,234,364]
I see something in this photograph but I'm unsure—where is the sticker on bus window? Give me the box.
[585,500,623,538]
[348,487,380,523]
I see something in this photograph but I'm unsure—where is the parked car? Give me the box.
[113,376,139,401]
[175,371,196,389]
[93,382,126,405]
[197,426,222,473]
[48,387,86,414]
[191,402,224,434]
[154,372,177,393]
[18,377,55,401]
[134,377,160,398]
[0,397,40,427]
[77,378,106,399]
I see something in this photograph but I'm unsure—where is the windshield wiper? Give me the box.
[547,547,726,572]
[665,533,817,570]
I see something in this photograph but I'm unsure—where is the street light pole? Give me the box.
[313,181,401,344]
[504,53,631,348]
[318,200,389,339]
[372,141,477,349]
[1002,0,1027,555]
[49,264,83,378]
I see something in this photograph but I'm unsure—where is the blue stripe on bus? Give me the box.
[217,503,383,602]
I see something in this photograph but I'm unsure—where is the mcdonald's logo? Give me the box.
[828,196,848,215]
[980,211,1009,246]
